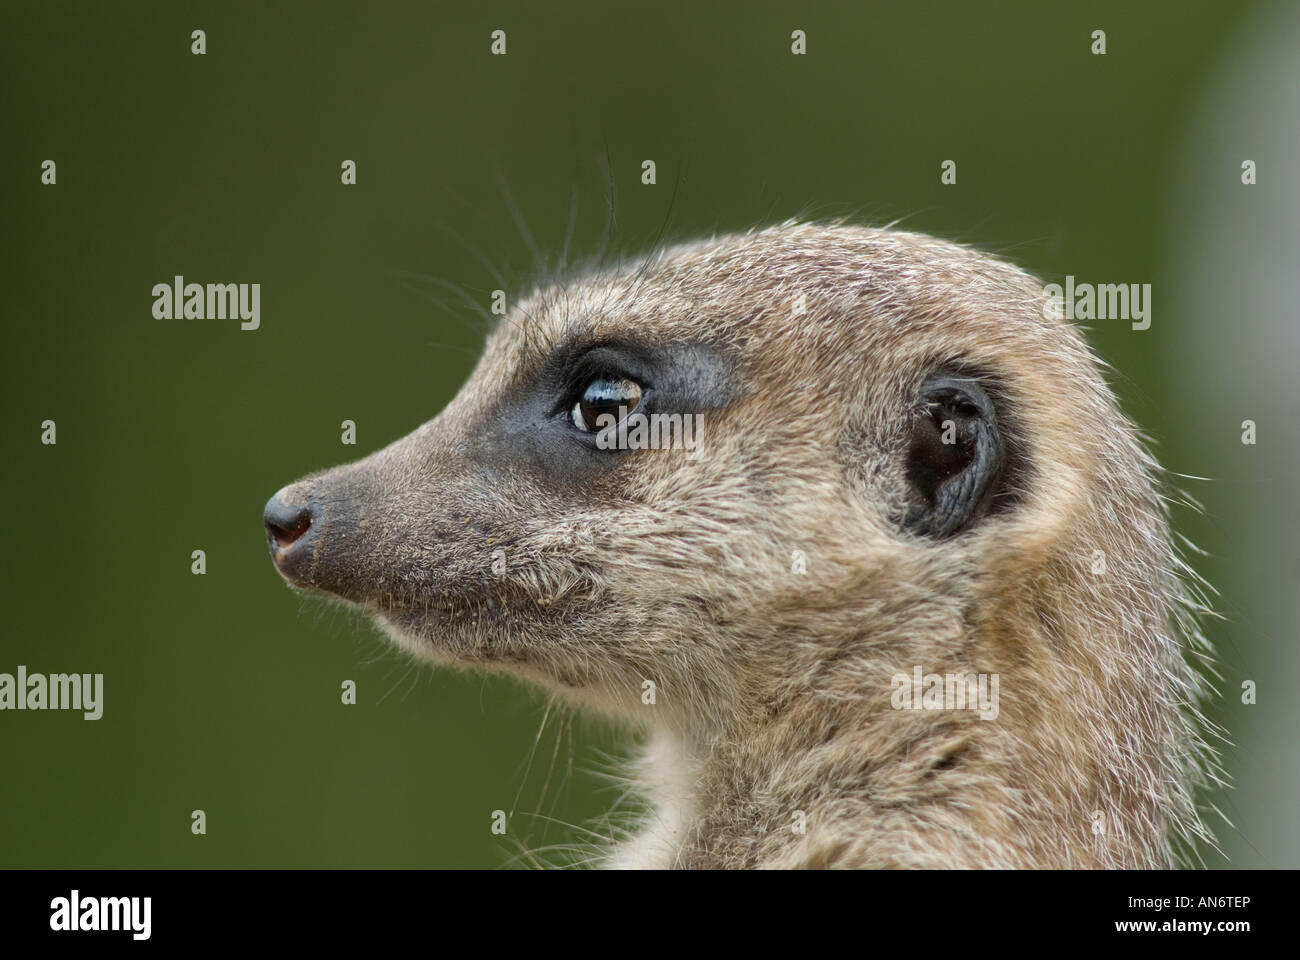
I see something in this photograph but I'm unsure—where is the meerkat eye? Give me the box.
[571,376,643,431]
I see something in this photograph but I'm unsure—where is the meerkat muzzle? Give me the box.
[263,483,316,581]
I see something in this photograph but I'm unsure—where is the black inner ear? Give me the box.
[902,371,1006,539]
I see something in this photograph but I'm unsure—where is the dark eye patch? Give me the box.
[479,337,736,486]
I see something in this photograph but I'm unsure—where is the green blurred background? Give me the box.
[2,0,1294,867]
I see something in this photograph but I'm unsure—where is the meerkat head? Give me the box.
[264,221,1215,867]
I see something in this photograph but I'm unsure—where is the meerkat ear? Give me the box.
[901,370,1006,539]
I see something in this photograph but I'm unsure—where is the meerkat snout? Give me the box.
[264,221,1218,869]
[264,485,312,554]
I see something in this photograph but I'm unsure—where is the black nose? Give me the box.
[264,485,314,562]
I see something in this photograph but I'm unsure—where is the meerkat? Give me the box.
[263,221,1220,869]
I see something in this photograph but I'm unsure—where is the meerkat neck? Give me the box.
[603,668,1170,869]
[602,728,701,870]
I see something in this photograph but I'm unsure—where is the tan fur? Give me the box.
[271,221,1222,868]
